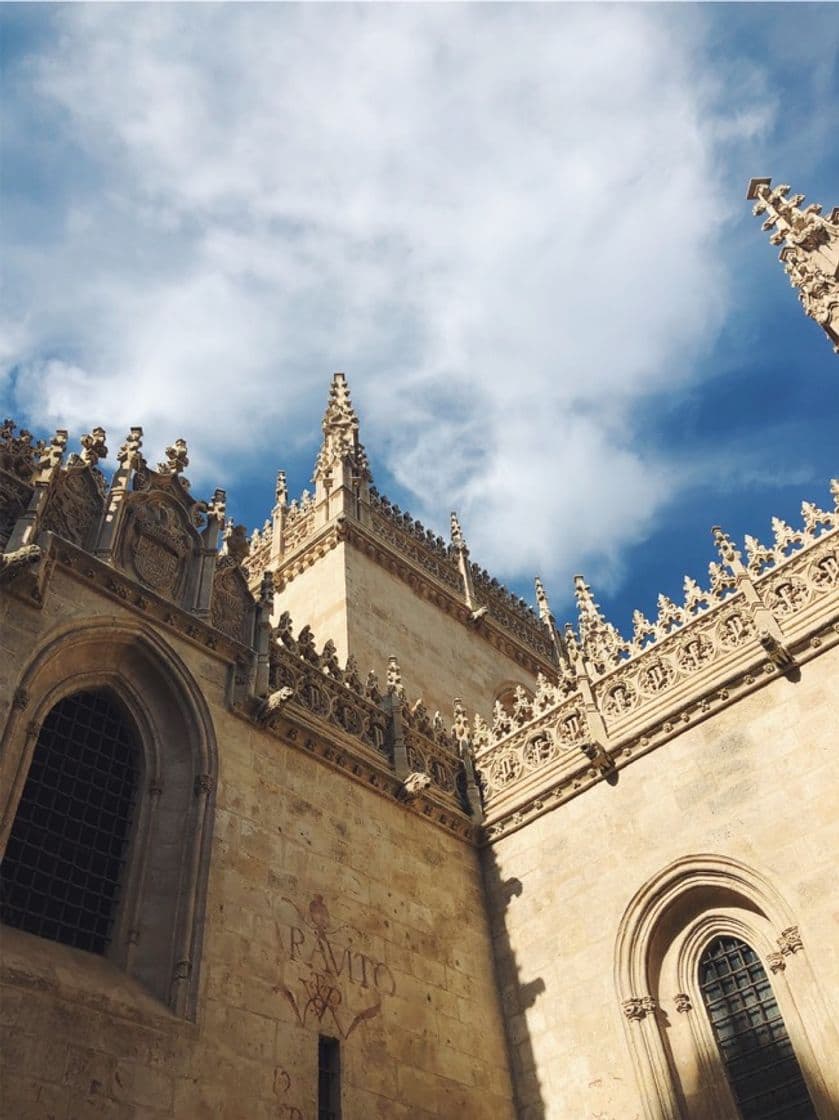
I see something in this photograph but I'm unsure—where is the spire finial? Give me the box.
[534,576,551,624]
[450,511,466,551]
[313,371,371,484]
[747,177,839,352]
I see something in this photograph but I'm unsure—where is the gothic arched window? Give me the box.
[698,934,817,1120]
[0,690,139,956]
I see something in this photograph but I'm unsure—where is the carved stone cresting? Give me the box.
[476,479,839,840]
[748,178,839,352]
[261,610,474,831]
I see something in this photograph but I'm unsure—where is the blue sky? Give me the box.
[1,3,837,636]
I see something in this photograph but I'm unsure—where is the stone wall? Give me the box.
[344,544,538,719]
[273,541,351,661]
[484,641,839,1119]
[0,568,515,1119]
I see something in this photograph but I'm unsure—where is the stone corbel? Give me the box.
[255,686,295,723]
[777,925,804,958]
[759,629,797,672]
[0,541,50,606]
[580,738,615,774]
[622,996,657,1021]
[397,771,431,801]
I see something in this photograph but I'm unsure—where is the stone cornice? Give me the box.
[272,515,556,678]
[479,603,839,845]
[232,698,476,844]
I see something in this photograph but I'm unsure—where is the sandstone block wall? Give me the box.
[485,643,839,1120]
[0,570,515,1119]
[344,546,537,718]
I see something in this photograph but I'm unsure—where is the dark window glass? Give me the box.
[318,1035,341,1120]
[699,935,817,1120]
[0,690,139,955]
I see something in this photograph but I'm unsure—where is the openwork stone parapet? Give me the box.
[478,484,839,842]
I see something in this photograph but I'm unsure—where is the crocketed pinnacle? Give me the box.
[313,372,371,482]
[573,575,625,671]
[747,178,839,353]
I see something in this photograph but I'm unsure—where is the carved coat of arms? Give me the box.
[127,500,192,596]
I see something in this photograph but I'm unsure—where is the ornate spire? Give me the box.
[534,577,551,624]
[313,372,371,485]
[450,512,466,552]
[534,576,568,667]
[573,575,626,672]
[747,178,839,352]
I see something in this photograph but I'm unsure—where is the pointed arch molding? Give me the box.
[0,617,218,1020]
[613,854,839,1120]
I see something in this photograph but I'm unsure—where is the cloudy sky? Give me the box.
[2,3,837,631]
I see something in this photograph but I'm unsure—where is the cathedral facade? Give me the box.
[0,182,837,1119]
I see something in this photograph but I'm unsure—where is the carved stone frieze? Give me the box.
[716,607,753,649]
[554,708,583,746]
[762,573,811,617]
[523,731,557,770]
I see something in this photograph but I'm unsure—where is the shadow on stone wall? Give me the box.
[480,843,546,1120]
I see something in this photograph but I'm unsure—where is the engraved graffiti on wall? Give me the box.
[275,893,396,1039]
[274,1068,303,1119]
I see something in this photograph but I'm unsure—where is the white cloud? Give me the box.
[1,4,774,589]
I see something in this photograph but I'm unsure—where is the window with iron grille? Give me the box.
[0,689,139,955]
[699,935,817,1120]
[318,1035,341,1120]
